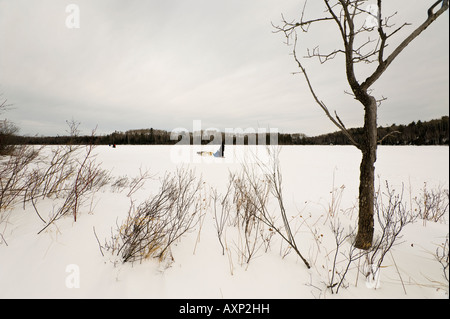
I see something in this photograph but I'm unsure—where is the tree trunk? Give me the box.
[354,96,377,250]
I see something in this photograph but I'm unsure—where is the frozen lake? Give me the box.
[0,145,448,299]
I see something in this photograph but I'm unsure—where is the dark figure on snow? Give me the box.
[221,141,225,157]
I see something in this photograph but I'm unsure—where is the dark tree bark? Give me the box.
[355,96,377,249]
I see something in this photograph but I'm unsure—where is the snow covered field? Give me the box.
[0,145,448,299]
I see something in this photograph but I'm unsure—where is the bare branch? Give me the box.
[377,130,401,145]
[324,0,348,46]
[377,0,388,64]
[305,46,345,64]
[292,34,360,148]
[272,0,334,43]
[362,0,449,90]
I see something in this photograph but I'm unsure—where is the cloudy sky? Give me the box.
[0,0,448,136]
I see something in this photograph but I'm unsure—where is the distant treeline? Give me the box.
[12,116,449,146]
[282,116,449,146]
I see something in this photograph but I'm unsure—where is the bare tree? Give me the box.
[274,0,449,249]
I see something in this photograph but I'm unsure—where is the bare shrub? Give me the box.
[320,180,417,294]
[104,168,202,264]
[110,175,129,193]
[325,218,363,294]
[326,169,346,221]
[0,119,18,156]
[126,167,154,197]
[231,169,268,266]
[24,123,111,233]
[0,97,17,156]
[36,142,110,234]
[230,146,310,269]
[22,144,79,223]
[1,119,110,241]
[211,181,233,256]
[0,145,41,244]
[364,181,415,283]
[29,145,77,198]
[1,145,40,212]
[414,183,449,225]
[435,234,449,287]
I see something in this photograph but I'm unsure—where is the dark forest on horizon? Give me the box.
[8,116,450,147]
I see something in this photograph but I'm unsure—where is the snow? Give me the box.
[0,145,448,299]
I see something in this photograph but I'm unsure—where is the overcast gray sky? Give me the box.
[0,0,448,136]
